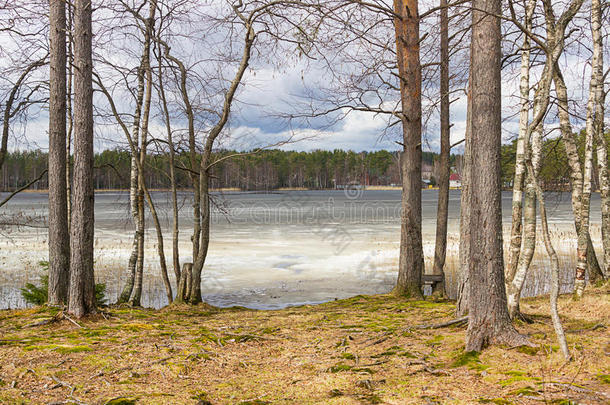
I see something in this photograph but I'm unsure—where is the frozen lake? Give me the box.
[0,189,602,309]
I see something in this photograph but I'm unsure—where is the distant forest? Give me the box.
[1,135,608,192]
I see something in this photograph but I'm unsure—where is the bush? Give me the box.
[21,261,107,307]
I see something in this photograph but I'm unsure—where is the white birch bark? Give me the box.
[507,0,536,287]
[574,0,602,297]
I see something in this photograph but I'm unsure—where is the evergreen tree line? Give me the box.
[1,136,607,192]
[0,149,447,191]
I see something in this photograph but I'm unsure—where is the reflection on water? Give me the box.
[0,190,602,309]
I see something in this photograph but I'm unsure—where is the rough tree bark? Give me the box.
[66,1,73,234]
[392,0,424,299]
[48,0,70,306]
[456,80,472,317]
[68,0,96,318]
[431,0,449,297]
[465,0,530,351]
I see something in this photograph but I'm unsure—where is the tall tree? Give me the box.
[48,0,70,306]
[456,80,471,317]
[574,0,603,297]
[431,0,450,297]
[393,0,424,299]
[505,0,585,315]
[465,0,529,350]
[505,0,535,319]
[68,0,96,318]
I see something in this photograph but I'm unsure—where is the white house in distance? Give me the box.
[449,173,462,189]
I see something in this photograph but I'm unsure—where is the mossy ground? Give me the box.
[0,287,608,404]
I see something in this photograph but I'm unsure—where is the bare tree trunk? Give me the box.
[392,0,424,299]
[189,170,210,304]
[465,0,529,351]
[527,162,571,361]
[158,40,195,276]
[129,186,145,306]
[48,0,70,306]
[133,3,172,304]
[129,3,166,306]
[506,0,535,287]
[157,41,181,284]
[456,81,472,317]
[596,103,609,279]
[176,262,192,302]
[553,67,604,284]
[66,1,73,235]
[188,20,256,304]
[431,0,449,297]
[118,50,145,305]
[505,0,583,315]
[591,0,608,282]
[574,0,602,297]
[507,124,541,319]
[68,0,96,318]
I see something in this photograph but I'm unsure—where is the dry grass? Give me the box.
[0,286,608,405]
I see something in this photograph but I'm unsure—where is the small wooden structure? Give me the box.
[422,274,444,292]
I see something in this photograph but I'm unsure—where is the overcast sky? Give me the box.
[3,0,607,155]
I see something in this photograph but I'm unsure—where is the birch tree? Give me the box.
[505,0,535,318]
[574,0,605,297]
[505,0,585,317]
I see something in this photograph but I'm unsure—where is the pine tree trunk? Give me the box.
[456,81,472,317]
[465,0,529,351]
[48,0,70,306]
[68,0,96,318]
[66,3,73,236]
[393,0,424,299]
[431,0,449,297]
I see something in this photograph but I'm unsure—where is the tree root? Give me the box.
[467,325,535,352]
[415,316,468,329]
[26,311,82,328]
